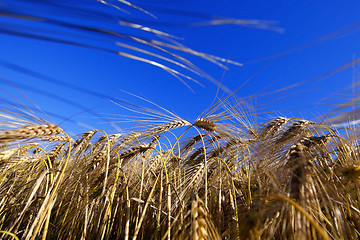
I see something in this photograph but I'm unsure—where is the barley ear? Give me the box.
[190,194,221,240]
[288,142,311,202]
[194,118,217,132]
[0,124,63,141]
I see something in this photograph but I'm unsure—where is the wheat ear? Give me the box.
[148,119,190,135]
[190,194,221,240]
[194,118,217,132]
[73,130,97,151]
[0,124,63,141]
[259,117,288,139]
[120,144,149,160]
[48,143,65,165]
[40,135,69,142]
[299,135,330,148]
[277,120,311,144]
[288,142,311,201]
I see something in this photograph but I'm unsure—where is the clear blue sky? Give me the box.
[1,0,360,134]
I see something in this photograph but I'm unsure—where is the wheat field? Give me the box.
[1,97,360,239]
[1,1,360,240]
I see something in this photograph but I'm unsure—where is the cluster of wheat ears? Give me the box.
[0,100,360,240]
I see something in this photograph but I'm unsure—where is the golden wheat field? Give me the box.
[1,1,360,240]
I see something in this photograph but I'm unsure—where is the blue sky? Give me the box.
[1,0,360,134]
